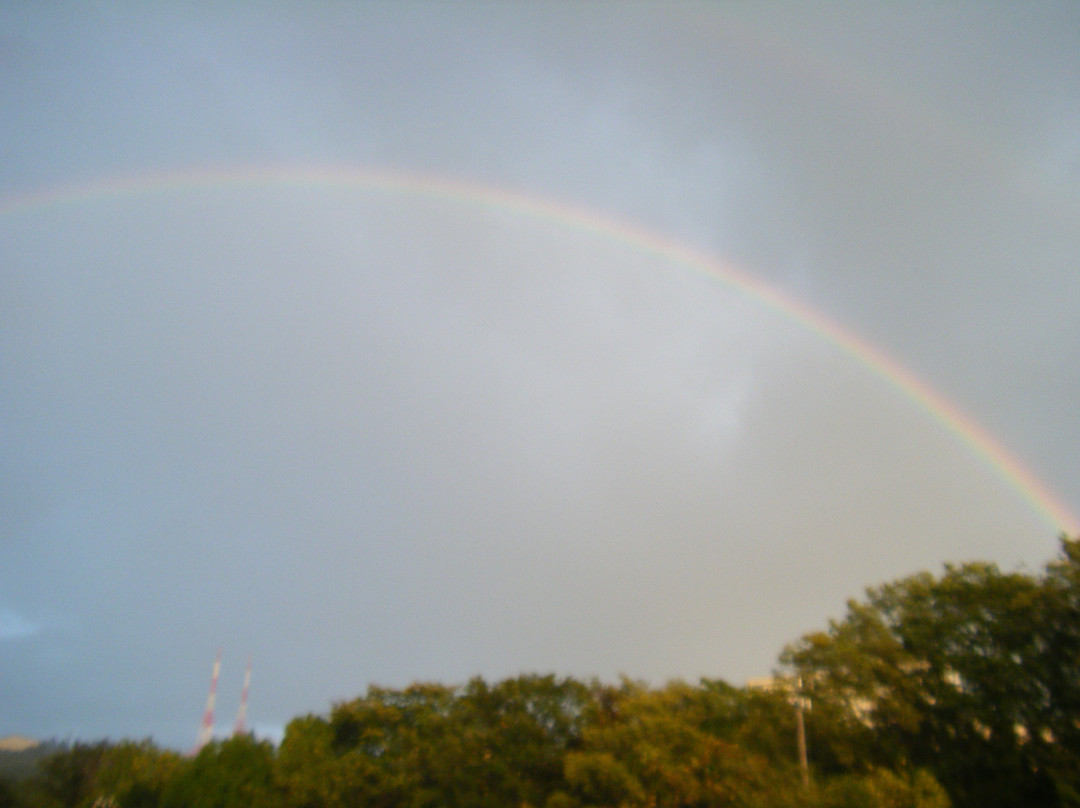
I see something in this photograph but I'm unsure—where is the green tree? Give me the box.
[160,736,277,808]
[782,536,1080,808]
[90,741,181,808]
[695,678,872,777]
[1029,538,1080,803]
[563,679,778,808]
[813,768,950,808]
[319,676,590,808]
[276,715,343,808]
[452,674,589,807]
[30,741,110,808]
[0,777,22,808]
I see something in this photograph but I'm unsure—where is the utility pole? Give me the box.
[795,676,810,787]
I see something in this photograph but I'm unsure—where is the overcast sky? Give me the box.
[2,2,1078,750]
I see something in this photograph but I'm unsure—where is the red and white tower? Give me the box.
[233,658,252,737]
[192,649,221,754]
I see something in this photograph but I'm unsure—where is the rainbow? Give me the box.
[3,164,1077,535]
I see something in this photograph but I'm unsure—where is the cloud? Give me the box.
[0,609,39,641]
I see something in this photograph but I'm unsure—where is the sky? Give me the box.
[2,2,1078,750]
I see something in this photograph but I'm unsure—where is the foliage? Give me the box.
[92,742,182,808]
[316,674,591,808]
[159,736,277,808]
[782,536,1080,808]
[0,743,65,784]
[29,741,110,808]
[6,677,937,808]
[813,768,950,808]
[563,679,781,808]
[0,778,21,808]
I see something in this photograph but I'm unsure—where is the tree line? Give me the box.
[4,536,1079,808]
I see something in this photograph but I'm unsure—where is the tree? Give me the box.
[452,674,589,807]
[812,768,950,808]
[89,741,181,808]
[317,676,591,808]
[561,679,779,808]
[0,777,22,808]
[160,736,277,808]
[30,741,110,808]
[696,678,872,776]
[276,715,345,808]
[781,536,1080,808]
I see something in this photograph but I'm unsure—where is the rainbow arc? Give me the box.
[2,165,1076,536]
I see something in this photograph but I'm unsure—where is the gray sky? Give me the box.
[2,2,1078,749]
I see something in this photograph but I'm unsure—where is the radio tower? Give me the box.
[233,658,252,737]
[192,649,221,754]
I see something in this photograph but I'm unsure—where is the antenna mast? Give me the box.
[234,658,252,736]
[192,649,221,754]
